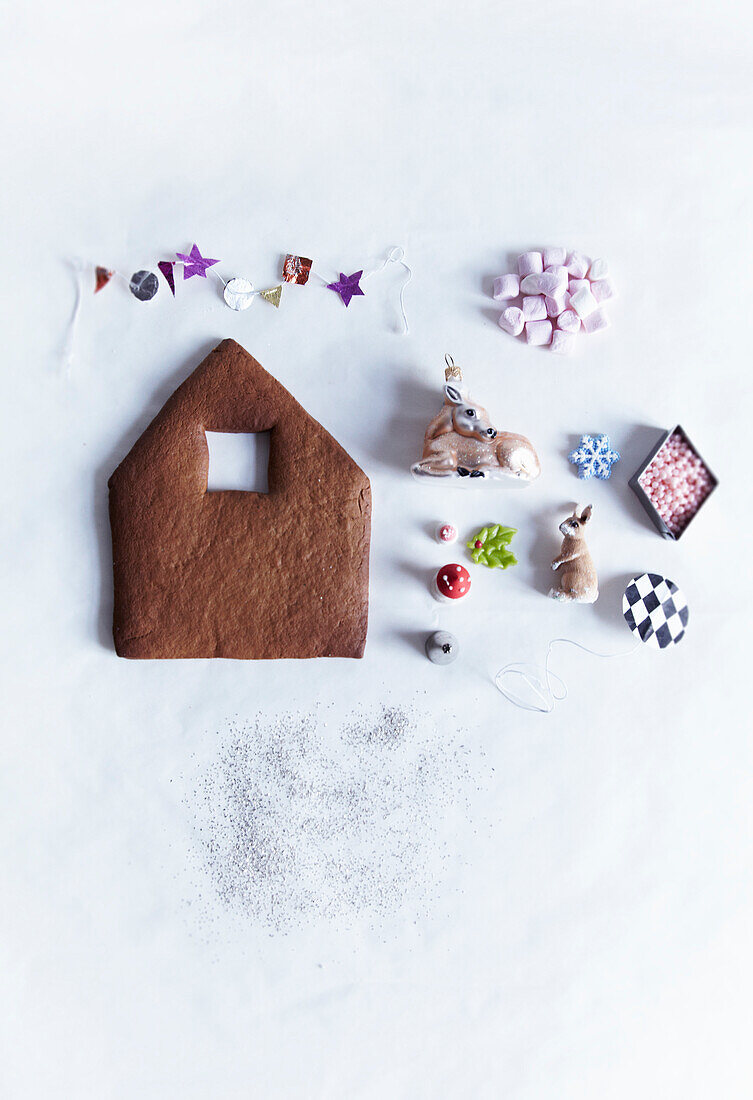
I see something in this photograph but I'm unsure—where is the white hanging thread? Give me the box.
[312,246,412,333]
[62,264,134,374]
[61,259,86,376]
[495,637,640,713]
[309,265,331,287]
[362,246,412,334]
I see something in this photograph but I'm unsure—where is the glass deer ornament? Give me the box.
[411,356,541,483]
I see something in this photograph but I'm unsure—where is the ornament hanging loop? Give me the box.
[444,354,463,383]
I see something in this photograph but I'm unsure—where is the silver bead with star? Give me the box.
[425,630,459,665]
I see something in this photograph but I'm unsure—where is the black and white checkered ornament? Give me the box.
[622,573,689,649]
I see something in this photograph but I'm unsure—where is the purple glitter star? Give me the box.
[175,243,220,279]
[326,270,365,307]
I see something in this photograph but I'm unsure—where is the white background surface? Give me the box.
[2,1,753,1096]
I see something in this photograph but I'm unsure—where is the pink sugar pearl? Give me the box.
[642,430,713,533]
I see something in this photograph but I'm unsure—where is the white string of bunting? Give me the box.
[62,244,411,373]
[87,243,412,323]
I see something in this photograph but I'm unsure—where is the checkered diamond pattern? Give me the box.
[622,573,689,649]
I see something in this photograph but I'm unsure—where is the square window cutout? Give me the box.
[205,431,270,493]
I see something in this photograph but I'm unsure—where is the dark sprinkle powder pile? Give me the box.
[189,705,478,930]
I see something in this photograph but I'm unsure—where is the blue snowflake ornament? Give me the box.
[568,434,620,480]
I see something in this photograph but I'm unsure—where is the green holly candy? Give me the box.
[467,525,517,569]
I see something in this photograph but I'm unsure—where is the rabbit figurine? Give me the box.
[549,504,598,603]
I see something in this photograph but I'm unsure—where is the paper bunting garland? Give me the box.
[157,261,176,296]
[129,270,159,301]
[88,243,411,331]
[223,277,255,311]
[95,266,113,293]
[176,243,220,279]
[260,285,282,308]
[282,254,312,284]
[326,271,364,308]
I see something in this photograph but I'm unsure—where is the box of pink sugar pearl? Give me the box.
[629,426,718,540]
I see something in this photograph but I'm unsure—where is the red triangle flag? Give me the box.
[95,266,113,293]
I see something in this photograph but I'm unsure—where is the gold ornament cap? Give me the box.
[444,353,462,383]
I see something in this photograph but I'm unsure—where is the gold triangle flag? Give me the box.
[260,285,282,308]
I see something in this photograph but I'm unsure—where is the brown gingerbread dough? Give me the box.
[108,340,371,659]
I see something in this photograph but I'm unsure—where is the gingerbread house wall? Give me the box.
[108,340,371,659]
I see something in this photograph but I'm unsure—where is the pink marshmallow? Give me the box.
[520,270,567,296]
[591,277,616,303]
[545,292,568,317]
[587,258,608,281]
[492,273,520,300]
[557,309,581,333]
[551,329,576,356]
[544,264,569,284]
[522,295,547,321]
[566,251,590,279]
[569,286,599,320]
[498,306,524,336]
[517,252,543,278]
[506,246,613,355]
[581,306,610,334]
[524,319,552,346]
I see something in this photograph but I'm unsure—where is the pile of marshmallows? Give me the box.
[638,431,715,538]
[493,248,616,355]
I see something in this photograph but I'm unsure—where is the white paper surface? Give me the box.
[2,1,753,1096]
